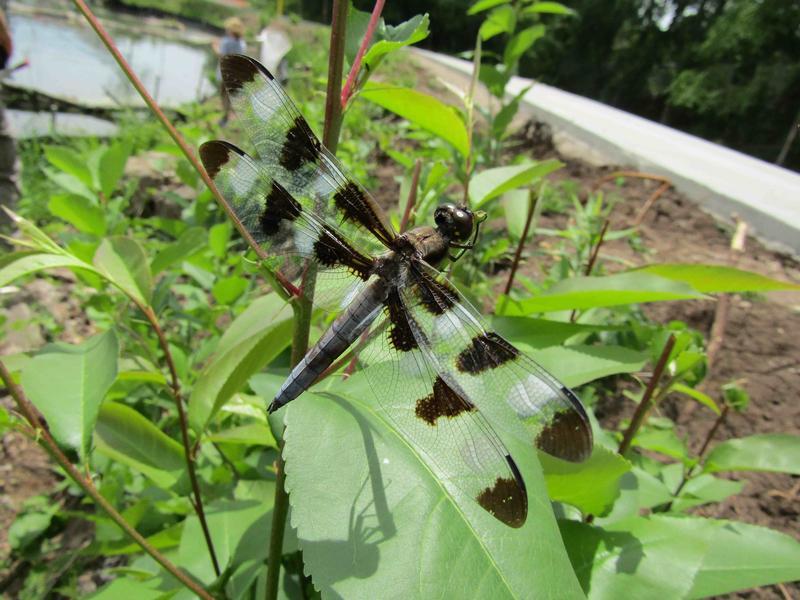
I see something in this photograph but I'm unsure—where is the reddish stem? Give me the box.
[503,189,538,296]
[341,0,385,109]
[400,159,422,233]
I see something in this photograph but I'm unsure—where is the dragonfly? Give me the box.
[200,54,593,528]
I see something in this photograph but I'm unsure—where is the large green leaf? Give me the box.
[93,237,153,305]
[0,252,101,287]
[670,474,743,512]
[703,434,800,475]
[362,14,430,73]
[283,374,585,599]
[94,401,185,489]
[532,345,648,388]
[502,272,705,314]
[188,294,293,432]
[595,468,673,525]
[361,83,469,157]
[44,144,93,188]
[150,226,207,274]
[98,141,131,198]
[504,25,545,65]
[492,316,620,348]
[469,160,563,207]
[48,194,107,237]
[176,497,275,584]
[689,521,800,598]
[542,446,630,515]
[21,330,118,461]
[561,515,719,599]
[467,0,509,15]
[479,5,516,40]
[630,264,800,293]
[522,2,577,15]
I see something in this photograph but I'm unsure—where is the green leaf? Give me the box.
[480,63,513,97]
[283,376,585,598]
[212,275,248,305]
[189,294,293,432]
[542,446,630,515]
[670,474,743,512]
[633,425,690,462]
[208,222,231,258]
[93,237,153,305]
[689,521,800,598]
[670,382,720,414]
[94,401,185,489]
[470,160,563,207]
[630,263,800,293]
[504,25,545,65]
[523,2,577,16]
[468,0,509,15]
[150,226,207,275]
[479,5,516,41]
[85,576,166,599]
[362,14,430,73]
[703,434,800,475]
[48,194,107,237]
[504,272,705,314]
[44,145,93,188]
[533,344,648,388]
[21,330,118,461]
[361,83,469,157]
[209,423,276,447]
[561,515,719,599]
[98,522,183,556]
[98,141,131,198]
[0,253,100,287]
[177,498,275,584]
[492,86,532,140]
[595,468,673,525]
[492,316,620,348]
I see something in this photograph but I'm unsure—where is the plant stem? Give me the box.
[71,0,299,298]
[399,159,422,232]
[0,361,214,600]
[618,334,676,455]
[141,305,220,576]
[341,0,385,109]
[265,4,350,599]
[503,187,539,296]
[569,218,609,323]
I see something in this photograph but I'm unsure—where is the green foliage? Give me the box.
[3,7,800,599]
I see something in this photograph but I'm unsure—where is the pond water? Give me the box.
[7,12,217,109]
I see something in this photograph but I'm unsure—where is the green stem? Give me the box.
[264,3,350,599]
[0,361,214,600]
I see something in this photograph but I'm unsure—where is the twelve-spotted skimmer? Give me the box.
[200,54,592,528]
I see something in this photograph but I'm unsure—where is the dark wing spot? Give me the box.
[476,456,527,528]
[536,397,593,463]
[313,227,373,280]
[456,333,519,374]
[333,181,390,240]
[280,116,321,172]
[220,54,267,94]
[199,140,244,179]
[415,377,475,425]
[385,290,417,352]
[415,273,459,316]
[260,181,301,236]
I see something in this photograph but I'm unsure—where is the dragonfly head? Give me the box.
[435,203,486,243]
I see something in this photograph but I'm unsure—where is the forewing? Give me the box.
[219,54,397,249]
[354,290,528,528]
[399,260,593,463]
[200,140,374,310]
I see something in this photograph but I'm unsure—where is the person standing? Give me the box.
[0,0,19,228]
[213,17,246,127]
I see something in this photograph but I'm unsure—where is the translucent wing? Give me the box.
[355,291,528,528]
[219,54,397,250]
[399,260,593,463]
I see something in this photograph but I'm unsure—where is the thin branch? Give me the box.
[341,0,385,109]
[0,361,213,600]
[462,35,482,207]
[569,218,609,323]
[266,3,350,599]
[503,187,539,296]
[400,159,422,233]
[141,305,220,577]
[70,0,298,299]
[618,335,676,455]
[633,181,670,226]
